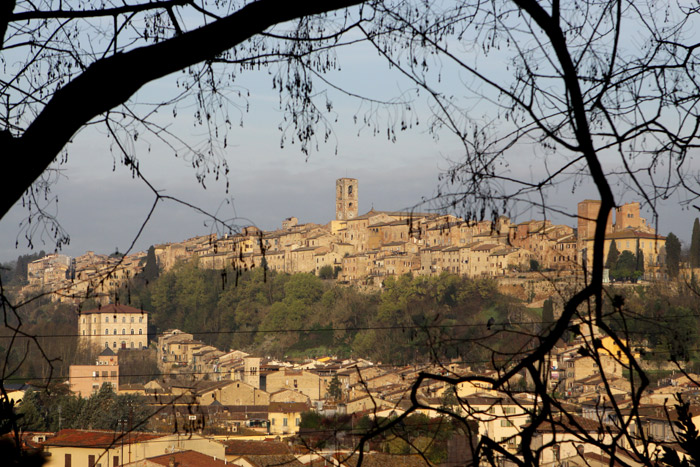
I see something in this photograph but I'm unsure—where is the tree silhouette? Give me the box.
[2,1,700,466]
[691,219,700,268]
[667,232,682,279]
[605,240,620,270]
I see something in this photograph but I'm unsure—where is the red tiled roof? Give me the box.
[223,439,290,456]
[471,244,499,252]
[44,429,160,448]
[82,304,146,315]
[234,454,304,467]
[138,450,228,467]
[268,402,310,413]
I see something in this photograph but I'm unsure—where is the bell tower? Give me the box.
[336,178,358,220]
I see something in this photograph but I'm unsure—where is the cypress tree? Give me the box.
[666,232,681,278]
[636,249,645,276]
[142,245,159,282]
[691,218,700,268]
[606,240,620,269]
[542,298,554,325]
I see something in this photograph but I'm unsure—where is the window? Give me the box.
[296,418,301,426]
[65,453,72,467]
[88,455,95,467]
[501,420,514,427]
[122,317,126,323]
[131,316,134,323]
[113,456,119,467]
[105,342,109,348]
[105,329,109,335]
[271,418,275,426]
[105,317,109,323]
[139,317,143,323]
[102,371,108,378]
[139,329,142,335]
[111,371,117,378]
[122,329,126,335]
[113,341,117,348]
[130,342,134,348]
[131,329,134,335]
[113,328,117,335]
[283,418,288,427]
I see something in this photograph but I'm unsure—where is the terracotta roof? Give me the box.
[533,414,611,433]
[44,429,160,448]
[81,304,146,315]
[341,453,433,467]
[234,454,304,467]
[471,244,499,252]
[268,402,310,413]
[135,450,228,467]
[585,229,666,241]
[223,439,290,456]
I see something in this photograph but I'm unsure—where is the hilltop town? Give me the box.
[20,178,666,305]
[4,179,698,467]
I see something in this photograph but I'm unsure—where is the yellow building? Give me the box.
[582,229,666,270]
[79,304,148,351]
[68,347,119,397]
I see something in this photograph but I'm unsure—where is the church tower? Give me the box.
[336,178,358,220]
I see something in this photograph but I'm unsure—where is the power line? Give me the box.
[1,313,697,340]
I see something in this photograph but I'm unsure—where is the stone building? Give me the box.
[577,200,613,240]
[336,177,358,220]
[79,304,148,351]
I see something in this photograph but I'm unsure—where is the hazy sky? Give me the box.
[2,8,698,263]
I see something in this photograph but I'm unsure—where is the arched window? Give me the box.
[139,329,142,335]
[122,317,126,323]
[122,328,126,335]
[113,329,117,335]
[139,317,143,323]
[130,342,134,348]
[105,316,109,323]
[113,341,117,348]
[130,329,134,335]
[131,316,134,323]
[105,342,109,348]
[105,329,109,335]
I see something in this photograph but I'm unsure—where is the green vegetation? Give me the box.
[18,384,153,432]
[604,284,700,365]
[0,251,46,287]
[606,243,644,282]
[119,262,534,364]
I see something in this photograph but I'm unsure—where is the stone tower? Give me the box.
[336,178,358,220]
[577,200,612,240]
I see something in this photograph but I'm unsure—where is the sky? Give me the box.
[1,4,699,263]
